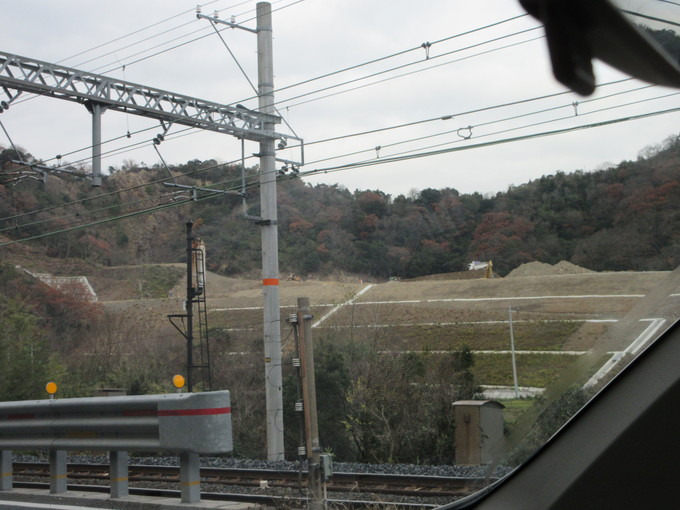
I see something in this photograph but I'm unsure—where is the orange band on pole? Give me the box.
[262,278,279,286]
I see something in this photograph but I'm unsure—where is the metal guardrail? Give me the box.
[0,391,232,503]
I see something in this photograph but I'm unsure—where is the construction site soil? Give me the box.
[21,258,680,390]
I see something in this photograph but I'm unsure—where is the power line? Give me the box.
[0,165,265,247]
[620,8,680,28]
[0,78,651,224]
[299,81,624,151]
[282,35,547,112]
[4,23,544,172]
[0,189,188,235]
[3,104,679,248]
[0,66,652,198]
[304,83,665,167]
[1,8,673,233]
[93,0,304,76]
[203,16,300,138]
[347,91,680,166]
[3,164,259,235]
[0,152,246,224]
[7,2,246,110]
[272,26,543,109]
[3,19,538,177]
[3,12,535,169]
[297,106,680,180]
[56,0,227,66]
[82,8,527,105]
[268,13,530,98]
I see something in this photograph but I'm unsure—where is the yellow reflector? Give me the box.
[172,374,186,389]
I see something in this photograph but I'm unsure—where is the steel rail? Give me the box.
[12,462,491,498]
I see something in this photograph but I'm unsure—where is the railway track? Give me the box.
[12,462,492,503]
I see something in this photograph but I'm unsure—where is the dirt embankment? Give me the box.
[506,261,594,278]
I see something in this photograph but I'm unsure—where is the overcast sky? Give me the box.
[2,0,679,197]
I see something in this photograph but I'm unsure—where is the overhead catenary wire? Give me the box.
[3,104,679,249]
[280,34,547,111]
[0,188,192,235]
[1,24,546,176]
[2,12,538,169]
[0,77,663,227]
[12,10,531,107]
[295,106,680,181]
[295,78,635,151]
[41,62,628,173]
[303,83,666,167]
[1,18,546,174]
[268,13,530,97]
[271,26,544,109]
[325,91,680,168]
[620,8,680,28]
[0,119,25,164]
[0,172,253,237]
[203,16,300,138]
[93,0,304,76]
[0,167,265,248]
[56,0,228,66]
[0,152,261,231]
[7,1,251,109]
[0,6,668,226]
[0,148,247,224]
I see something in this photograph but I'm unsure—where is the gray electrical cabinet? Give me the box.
[453,400,505,465]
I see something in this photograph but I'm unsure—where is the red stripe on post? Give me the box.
[158,407,231,417]
[262,278,279,286]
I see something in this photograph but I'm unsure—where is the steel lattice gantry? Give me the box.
[0,51,280,139]
[0,51,282,184]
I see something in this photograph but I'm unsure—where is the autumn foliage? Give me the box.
[2,134,680,278]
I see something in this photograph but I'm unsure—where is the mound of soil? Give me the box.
[506,260,594,278]
[403,268,497,281]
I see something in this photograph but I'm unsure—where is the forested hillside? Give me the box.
[1,133,679,278]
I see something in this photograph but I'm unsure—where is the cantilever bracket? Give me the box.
[196,12,258,34]
[168,313,189,340]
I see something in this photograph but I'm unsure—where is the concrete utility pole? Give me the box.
[0,3,290,460]
[257,2,285,461]
[297,297,323,509]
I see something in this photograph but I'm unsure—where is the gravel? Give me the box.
[14,452,511,478]
[13,453,512,507]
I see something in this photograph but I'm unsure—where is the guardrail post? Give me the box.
[0,450,11,490]
[49,450,67,494]
[180,452,200,503]
[110,451,129,498]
